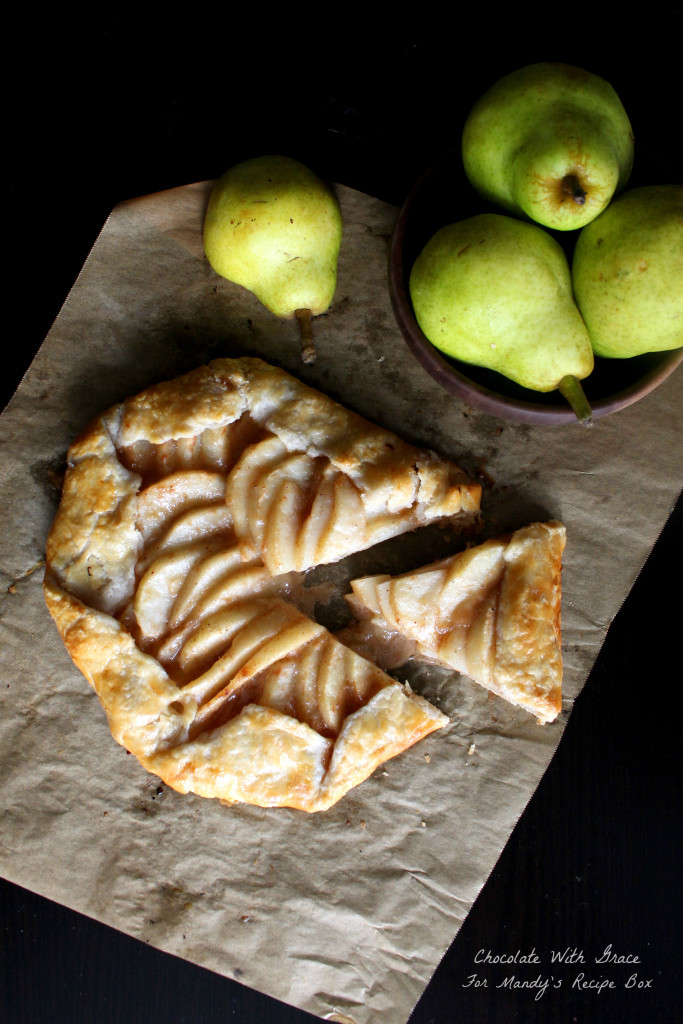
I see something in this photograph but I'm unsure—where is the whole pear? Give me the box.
[203,155,342,361]
[409,213,594,418]
[572,184,683,358]
[462,63,634,231]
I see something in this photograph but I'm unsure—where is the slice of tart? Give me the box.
[345,522,566,724]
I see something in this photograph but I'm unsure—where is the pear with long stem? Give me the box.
[409,213,595,423]
[203,155,342,364]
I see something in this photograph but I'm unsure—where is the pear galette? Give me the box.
[44,356,482,812]
[344,521,566,724]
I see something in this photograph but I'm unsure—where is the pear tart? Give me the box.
[345,522,566,724]
[44,357,480,812]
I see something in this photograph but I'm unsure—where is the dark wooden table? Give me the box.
[3,12,681,1023]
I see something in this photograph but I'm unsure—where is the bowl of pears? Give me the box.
[389,62,683,425]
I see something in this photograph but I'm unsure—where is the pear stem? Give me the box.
[558,375,593,426]
[295,308,316,364]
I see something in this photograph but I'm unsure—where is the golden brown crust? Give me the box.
[44,357,474,811]
[45,412,142,616]
[43,575,191,756]
[493,522,565,722]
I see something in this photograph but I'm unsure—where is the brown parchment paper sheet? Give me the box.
[1,180,681,1024]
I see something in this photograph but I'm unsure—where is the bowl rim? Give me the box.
[388,161,683,426]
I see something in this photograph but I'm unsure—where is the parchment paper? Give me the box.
[1,180,681,1024]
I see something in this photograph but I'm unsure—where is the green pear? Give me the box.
[409,213,595,421]
[572,184,683,358]
[462,63,634,231]
[203,155,342,362]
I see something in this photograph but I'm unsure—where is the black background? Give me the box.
[3,10,682,1023]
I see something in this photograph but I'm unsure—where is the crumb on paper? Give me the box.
[7,559,46,594]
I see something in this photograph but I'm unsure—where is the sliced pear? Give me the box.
[315,473,367,566]
[259,659,298,718]
[347,574,390,617]
[185,563,273,622]
[464,599,497,688]
[344,645,386,705]
[294,637,328,734]
[187,605,324,729]
[183,602,301,708]
[378,569,446,645]
[251,451,312,549]
[316,636,348,735]
[226,436,289,556]
[137,504,234,575]
[174,599,270,676]
[237,616,325,687]
[294,469,336,570]
[440,542,505,611]
[168,545,244,629]
[261,478,306,574]
[134,536,228,640]
[136,471,227,546]
[156,564,274,665]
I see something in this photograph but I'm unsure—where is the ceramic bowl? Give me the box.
[388,148,683,425]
